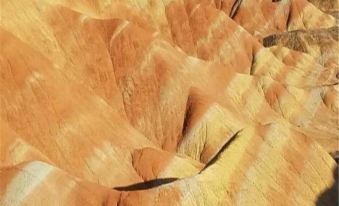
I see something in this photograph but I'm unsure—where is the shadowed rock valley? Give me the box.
[0,0,338,205]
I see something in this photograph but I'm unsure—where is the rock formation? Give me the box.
[0,0,338,205]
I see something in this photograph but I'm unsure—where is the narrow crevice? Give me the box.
[249,52,256,75]
[199,130,242,173]
[286,9,292,29]
[182,95,194,137]
[113,178,179,191]
[177,93,195,148]
[230,0,243,19]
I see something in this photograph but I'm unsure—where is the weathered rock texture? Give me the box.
[0,0,338,205]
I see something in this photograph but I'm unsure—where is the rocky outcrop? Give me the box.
[0,0,338,205]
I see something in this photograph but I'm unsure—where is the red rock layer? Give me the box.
[0,0,337,205]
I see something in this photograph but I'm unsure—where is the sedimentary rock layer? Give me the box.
[0,0,338,205]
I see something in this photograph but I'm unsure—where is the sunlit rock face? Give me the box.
[0,0,338,205]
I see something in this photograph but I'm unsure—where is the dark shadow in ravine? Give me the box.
[230,0,243,19]
[113,178,178,191]
[316,165,338,206]
[199,130,241,173]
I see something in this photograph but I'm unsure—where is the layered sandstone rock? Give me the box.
[1,0,338,205]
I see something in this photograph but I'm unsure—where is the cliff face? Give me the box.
[0,0,338,205]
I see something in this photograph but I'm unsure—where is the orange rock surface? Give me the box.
[0,0,338,205]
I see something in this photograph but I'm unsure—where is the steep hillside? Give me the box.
[0,0,338,205]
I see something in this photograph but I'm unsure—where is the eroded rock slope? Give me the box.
[0,0,338,205]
